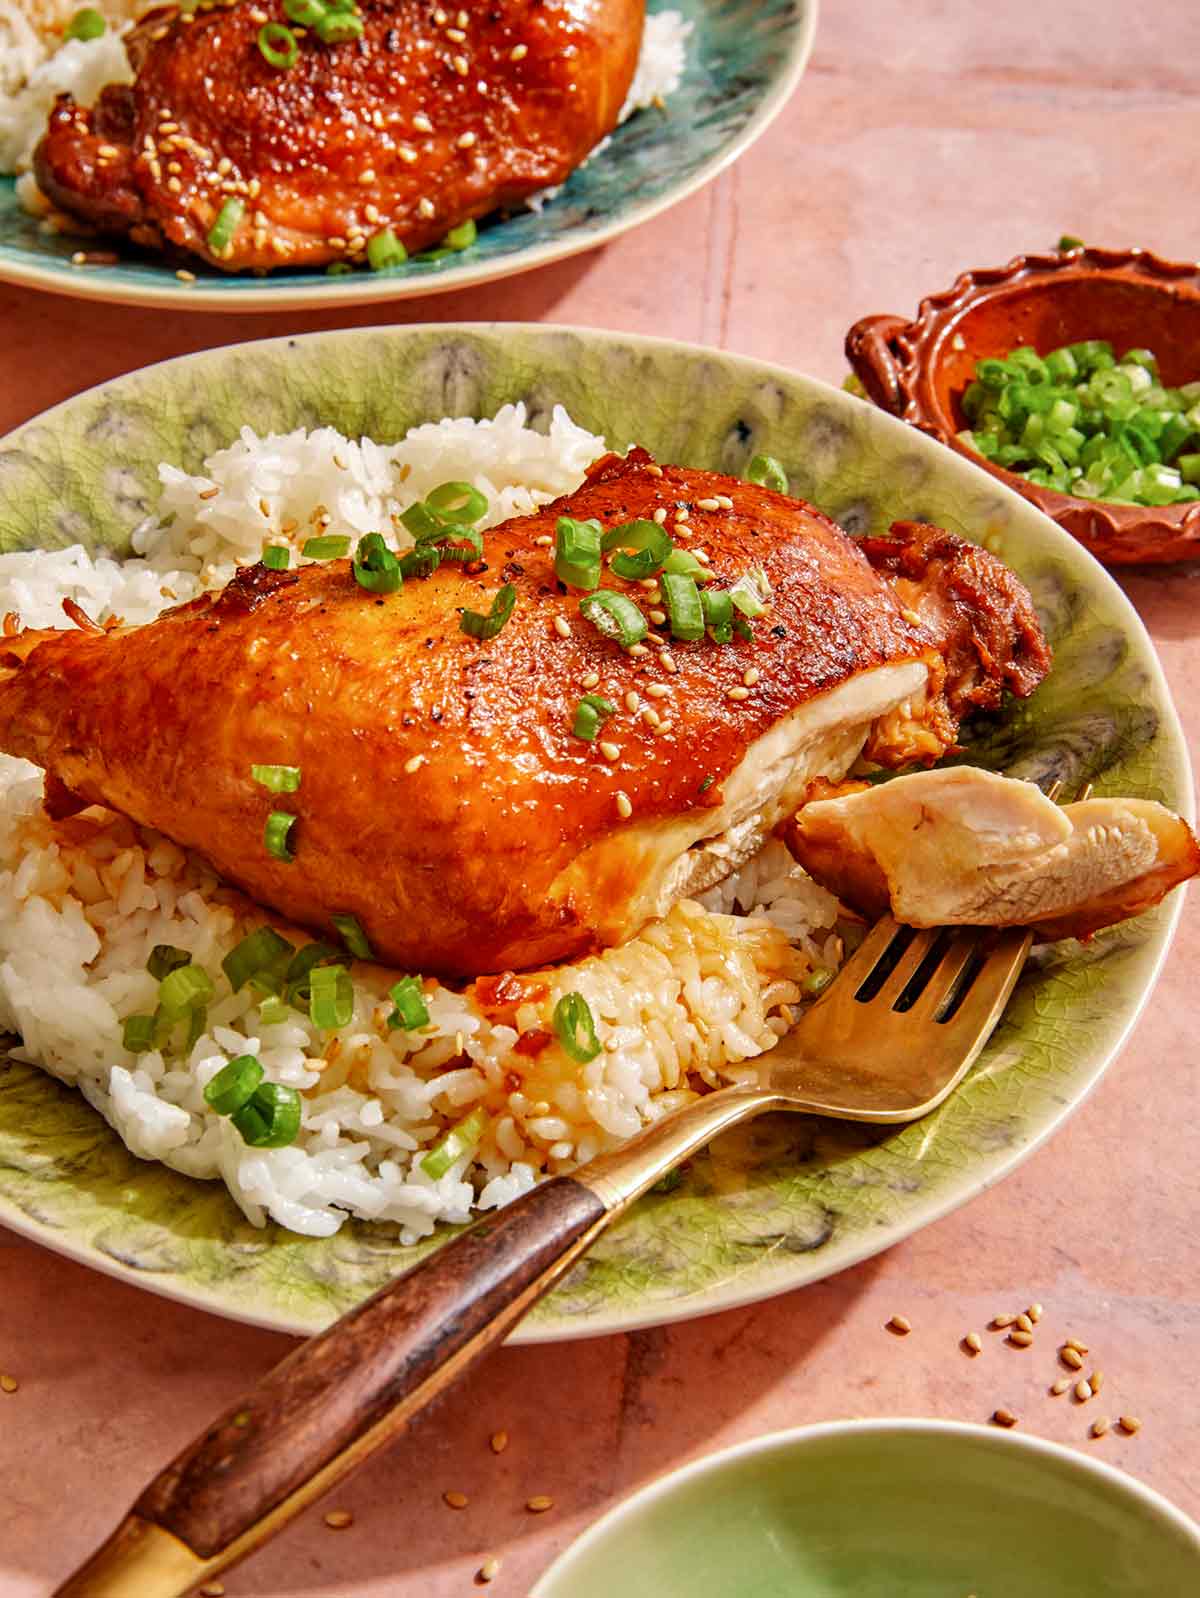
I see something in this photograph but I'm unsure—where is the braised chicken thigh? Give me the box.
[0,451,1050,977]
[34,0,644,271]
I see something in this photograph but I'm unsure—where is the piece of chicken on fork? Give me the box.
[0,450,1052,978]
[34,0,644,272]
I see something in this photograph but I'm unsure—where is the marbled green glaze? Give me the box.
[0,0,816,310]
[532,1422,1200,1596]
[0,325,1190,1340]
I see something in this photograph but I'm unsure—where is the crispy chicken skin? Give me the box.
[0,452,1049,977]
[34,0,644,271]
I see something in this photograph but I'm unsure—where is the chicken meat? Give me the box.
[34,0,644,271]
[784,766,1199,940]
[0,450,1050,977]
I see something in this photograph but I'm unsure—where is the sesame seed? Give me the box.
[1061,1346,1084,1370]
[992,1313,1017,1329]
[659,651,678,673]
[638,577,659,591]
[444,1490,469,1509]
[716,494,734,509]
[526,1496,554,1514]
[200,1585,225,1597]
[963,1332,983,1355]
[359,168,376,185]
[614,792,632,820]
[0,1374,17,1394]
[900,606,923,627]
[653,507,669,525]
[1090,1417,1110,1439]
[1015,1312,1034,1334]
[97,143,120,159]
[1074,1379,1093,1402]
[696,497,720,512]
[648,609,667,625]
[643,707,662,729]
[175,269,196,283]
[1027,1303,1044,1323]
[694,548,711,564]
[624,691,640,713]
[404,754,427,774]
[158,120,179,133]
[71,251,86,265]
[726,686,750,702]
[627,642,650,657]
[510,42,528,60]
[534,533,553,547]
[452,53,469,74]
[418,197,436,218]
[399,146,419,164]
[1065,1338,1090,1355]
[742,667,760,687]
[1118,1415,1141,1434]
[414,113,434,132]
[457,131,477,148]
[553,615,571,639]
[886,1314,912,1335]
[655,719,674,736]
[644,463,664,477]
[365,203,381,223]
[446,27,465,42]
[489,1430,509,1453]
[991,1408,1017,1428]
[324,1510,354,1530]
[1050,1378,1072,1396]
[581,671,600,689]
[645,683,671,699]
[1090,1369,1105,1393]
[595,739,621,764]
[1007,1329,1034,1348]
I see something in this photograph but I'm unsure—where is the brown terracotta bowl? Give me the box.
[845,246,1200,565]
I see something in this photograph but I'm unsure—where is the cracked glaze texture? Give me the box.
[0,0,814,308]
[0,325,1189,1341]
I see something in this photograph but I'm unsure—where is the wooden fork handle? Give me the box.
[54,1176,609,1596]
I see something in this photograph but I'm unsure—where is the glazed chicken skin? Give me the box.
[0,452,1050,978]
[34,0,644,271]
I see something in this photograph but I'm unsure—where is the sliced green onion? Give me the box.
[223,926,295,992]
[367,228,408,271]
[400,501,445,539]
[122,1013,159,1054]
[257,21,299,68]
[746,454,788,493]
[352,531,403,594]
[572,692,617,741]
[64,7,106,40]
[698,774,715,793]
[661,548,713,583]
[284,940,341,1006]
[802,967,834,996]
[701,587,734,643]
[553,992,601,1063]
[421,1105,487,1178]
[326,261,355,277]
[602,519,672,580]
[283,0,327,23]
[203,1054,264,1116]
[728,566,770,618]
[232,1082,303,1148]
[417,522,483,564]
[302,533,350,560]
[660,571,704,642]
[443,219,477,251]
[732,612,753,642]
[158,962,214,1019]
[398,545,442,580]
[578,589,647,648]
[426,481,488,524]
[387,974,430,1031]
[309,963,354,1030]
[258,995,292,1026]
[207,197,244,254]
[147,944,191,981]
[186,1004,208,1052]
[314,9,363,41]
[262,544,291,570]
[332,911,373,960]
[264,811,297,862]
[554,516,603,590]
[1057,234,1085,252]
[252,763,301,794]
[460,583,516,640]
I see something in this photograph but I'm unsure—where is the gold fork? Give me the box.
[55,913,1037,1597]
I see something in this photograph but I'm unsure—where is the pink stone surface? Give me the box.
[2,3,1199,1593]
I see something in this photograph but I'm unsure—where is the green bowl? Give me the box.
[532,1420,1200,1597]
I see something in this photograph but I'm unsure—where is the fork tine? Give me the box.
[827,915,905,992]
[870,927,943,1008]
[940,928,1032,1035]
[906,929,983,1020]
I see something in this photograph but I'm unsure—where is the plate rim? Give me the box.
[0,0,819,313]
[0,320,1191,1344]
[529,1416,1200,1595]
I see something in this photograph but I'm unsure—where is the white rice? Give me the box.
[1,2,692,201]
[0,406,844,1240]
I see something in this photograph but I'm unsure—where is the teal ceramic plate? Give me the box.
[0,0,816,312]
[532,1420,1200,1596]
[0,325,1191,1341]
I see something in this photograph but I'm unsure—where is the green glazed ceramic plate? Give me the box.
[532,1421,1200,1596]
[0,325,1191,1341]
[0,0,816,312]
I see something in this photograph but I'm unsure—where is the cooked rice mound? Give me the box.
[0,405,843,1239]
